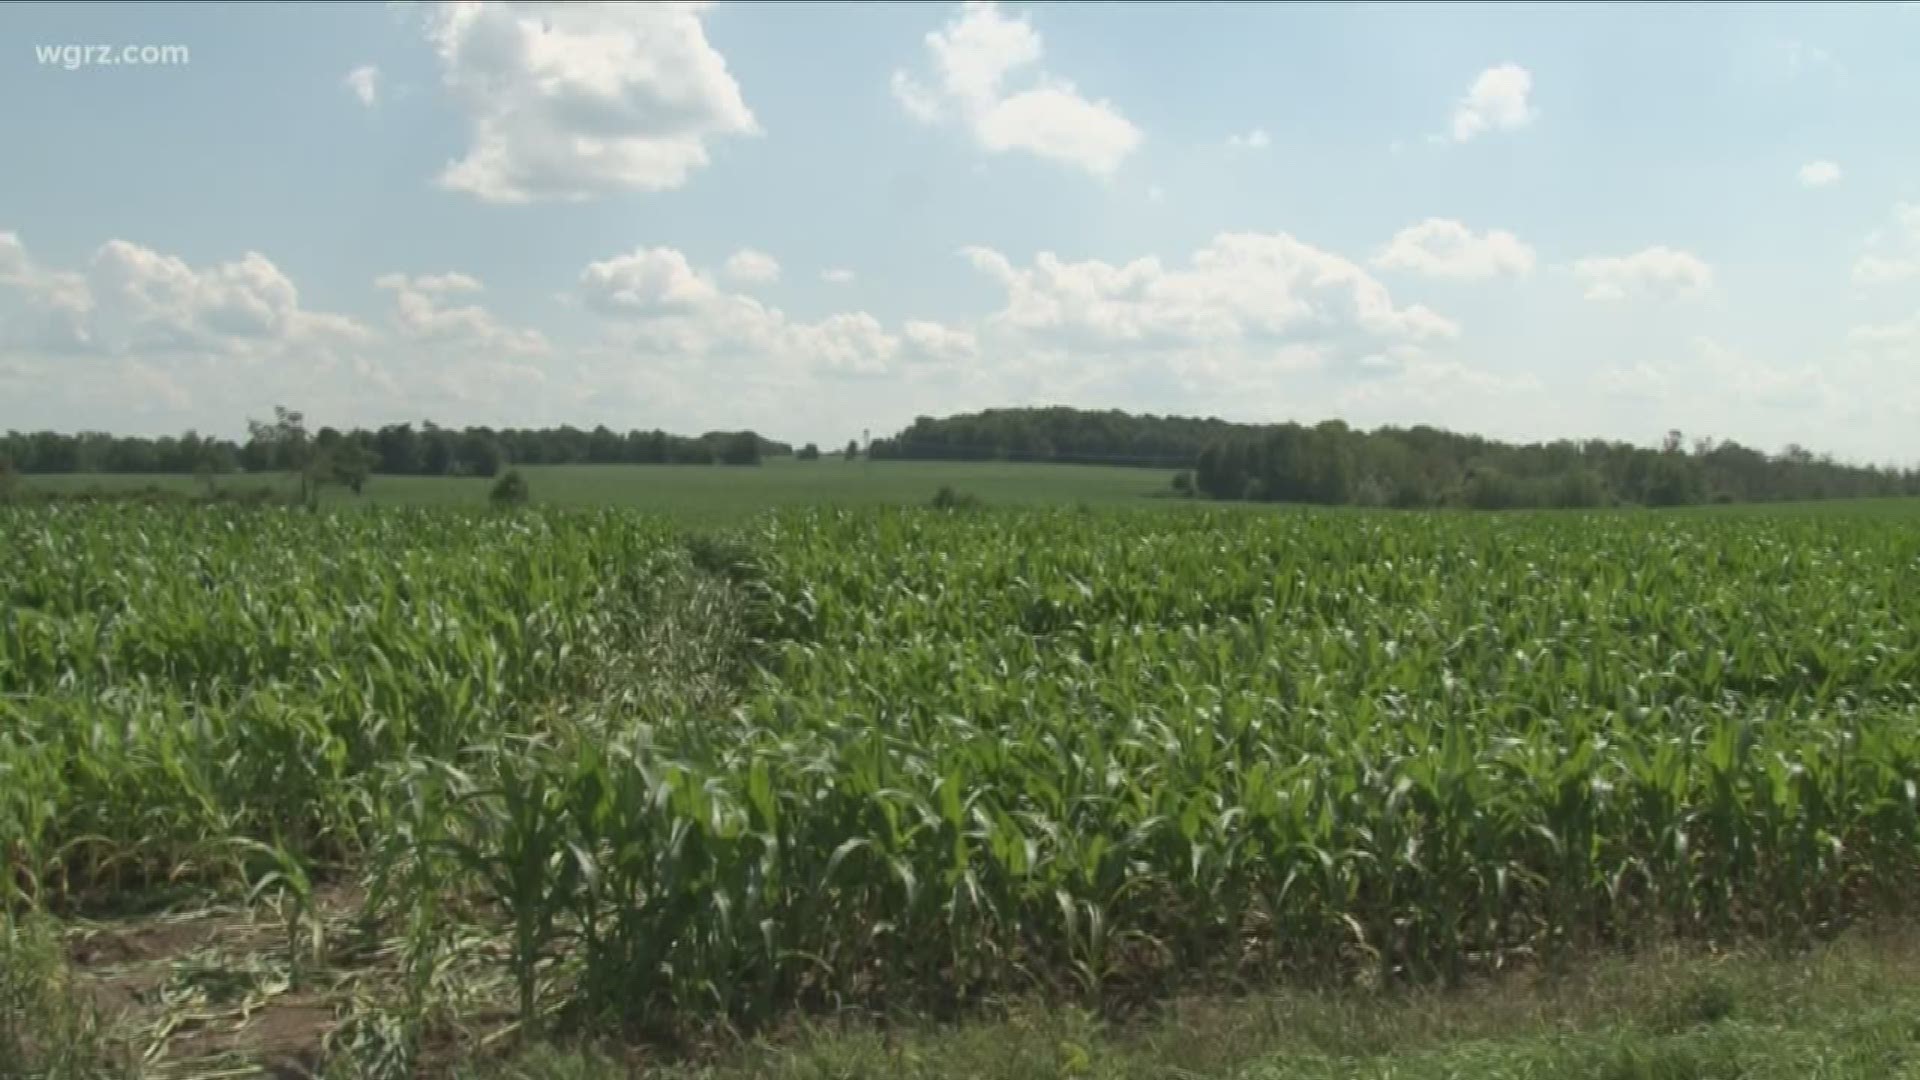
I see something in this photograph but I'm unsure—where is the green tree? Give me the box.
[720,432,762,466]
[374,423,422,474]
[797,442,821,461]
[324,443,377,496]
[844,439,860,461]
[247,406,315,505]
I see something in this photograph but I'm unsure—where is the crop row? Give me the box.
[4,503,1919,1030]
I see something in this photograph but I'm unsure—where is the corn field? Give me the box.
[4,502,1920,1037]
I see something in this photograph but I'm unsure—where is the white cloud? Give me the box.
[375,272,549,356]
[723,249,781,285]
[1572,247,1713,301]
[121,358,193,410]
[786,313,900,376]
[0,231,488,429]
[374,271,482,295]
[1689,335,1835,410]
[1797,160,1841,188]
[822,268,857,284]
[581,247,901,376]
[0,231,93,351]
[903,319,978,362]
[1594,336,1847,439]
[1852,203,1920,284]
[425,2,759,204]
[892,2,1141,177]
[0,232,29,282]
[959,232,1458,353]
[890,69,943,123]
[1146,184,1165,204]
[1849,312,1920,350]
[1226,128,1271,151]
[1450,64,1536,142]
[1852,256,1917,284]
[1338,354,1543,415]
[343,65,380,107]
[73,241,371,354]
[579,247,721,312]
[1372,219,1536,280]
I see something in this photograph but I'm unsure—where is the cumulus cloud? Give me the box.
[375,272,549,356]
[959,231,1458,353]
[580,247,721,311]
[0,228,604,433]
[903,319,979,363]
[786,313,900,376]
[1572,247,1713,301]
[723,249,781,285]
[890,69,942,124]
[42,240,370,356]
[1226,128,1271,151]
[343,65,380,107]
[425,2,759,203]
[1450,64,1536,142]
[1797,160,1841,188]
[0,231,431,428]
[822,268,857,284]
[1852,203,1920,284]
[891,2,1141,177]
[580,246,901,376]
[0,231,94,351]
[1372,219,1536,280]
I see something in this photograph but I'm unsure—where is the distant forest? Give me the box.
[869,408,1244,467]
[870,407,1920,508]
[7,406,1915,509]
[0,424,793,477]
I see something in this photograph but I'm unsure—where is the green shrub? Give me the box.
[490,469,531,508]
[929,485,982,510]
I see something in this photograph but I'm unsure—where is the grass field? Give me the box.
[476,926,1920,1080]
[26,460,1920,525]
[23,458,1183,521]
[5,490,1920,1077]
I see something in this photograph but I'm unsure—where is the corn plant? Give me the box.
[4,500,1919,1036]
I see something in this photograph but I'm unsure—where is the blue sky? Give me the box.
[1,2,1916,461]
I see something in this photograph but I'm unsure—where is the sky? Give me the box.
[1,1,1916,462]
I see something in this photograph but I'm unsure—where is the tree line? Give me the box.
[0,421,793,478]
[868,407,1245,467]
[1193,422,1920,508]
[865,407,1916,508]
